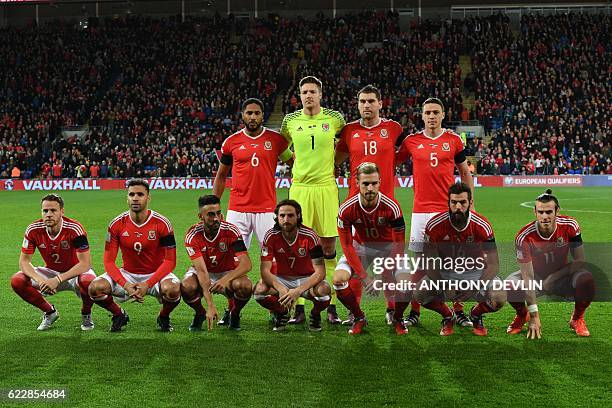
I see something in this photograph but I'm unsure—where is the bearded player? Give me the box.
[181,195,252,331]
[334,163,411,335]
[506,189,593,338]
[397,97,474,327]
[281,76,346,324]
[12,194,96,331]
[414,183,506,336]
[88,179,180,332]
[254,199,331,332]
[334,85,406,325]
[213,98,291,324]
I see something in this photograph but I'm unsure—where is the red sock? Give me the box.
[393,301,410,321]
[231,296,249,315]
[410,271,423,314]
[573,301,591,320]
[256,295,286,313]
[11,273,53,313]
[311,298,330,315]
[453,302,464,313]
[160,298,180,317]
[573,272,594,319]
[471,301,494,317]
[348,277,362,304]
[335,285,364,318]
[185,297,206,315]
[510,302,527,316]
[78,274,94,315]
[410,300,421,314]
[93,294,122,316]
[423,301,453,318]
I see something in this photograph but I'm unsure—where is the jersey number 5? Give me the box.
[430,152,438,167]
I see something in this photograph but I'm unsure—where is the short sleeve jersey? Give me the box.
[184,221,247,274]
[261,226,323,277]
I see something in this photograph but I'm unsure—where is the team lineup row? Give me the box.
[12,78,593,338]
[13,173,592,338]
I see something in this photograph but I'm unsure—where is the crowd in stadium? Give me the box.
[0,12,610,179]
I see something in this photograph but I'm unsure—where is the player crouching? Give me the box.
[181,195,253,331]
[506,189,593,338]
[12,194,96,331]
[334,162,411,335]
[88,179,181,332]
[413,183,506,336]
[254,200,331,332]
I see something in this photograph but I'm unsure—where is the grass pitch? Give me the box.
[0,187,610,407]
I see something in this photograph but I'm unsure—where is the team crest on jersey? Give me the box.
[298,247,307,257]
[322,123,330,132]
[264,141,272,150]
[61,240,70,249]
[556,237,565,247]
[148,231,156,240]
[219,242,227,252]
[442,143,450,151]
[380,129,388,138]
[377,217,387,226]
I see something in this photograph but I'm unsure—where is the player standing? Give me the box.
[414,183,506,336]
[11,194,96,331]
[281,76,346,324]
[88,179,181,332]
[254,200,331,331]
[181,195,253,331]
[334,163,411,335]
[213,98,290,324]
[335,84,405,325]
[397,97,474,327]
[506,189,593,338]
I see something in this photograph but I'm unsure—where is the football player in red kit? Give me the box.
[506,189,593,338]
[414,183,506,336]
[88,179,180,332]
[12,194,96,331]
[334,162,411,335]
[181,195,252,331]
[254,200,331,332]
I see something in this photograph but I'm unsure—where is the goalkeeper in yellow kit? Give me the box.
[280,76,346,324]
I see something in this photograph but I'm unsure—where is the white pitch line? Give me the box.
[519,200,612,214]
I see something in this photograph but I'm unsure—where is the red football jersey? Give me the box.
[220,128,289,212]
[184,221,247,274]
[106,210,175,274]
[338,192,404,244]
[515,215,582,278]
[22,216,89,272]
[425,211,495,260]
[397,129,465,213]
[261,226,323,277]
[336,119,403,198]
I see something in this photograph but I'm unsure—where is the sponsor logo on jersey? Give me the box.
[429,143,438,148]
[251,144,259,148]
[122,231,130,237]
[380,129,388,138]
[442,142,450,151]
[556,237,565,247]
[61,240,69,249]
[298,247,307,257]
[135,232,143,238]
[322,123,330,132]
[219,242,227,252]
[353,133,360,138]
[297,126,303,131]
[239,145,246,150]
[264,141,272,150]
[377,217,387,226]
[148,231,156,240]
[418,144,424,149]
[278,247,285,254]
[39,243,46,249]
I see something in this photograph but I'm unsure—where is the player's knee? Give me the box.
[78,273,95,290]
[233,277,253,297]
[315,281,331,297]
[253,280,267,296]
[161,281,181,300]
[490,290,507,310]
[332,270,350,287]
[413,289,428,304]
[11,272,29,290]
[574,270,595,299]
[88,278,110,297]
[180,277,199,299]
